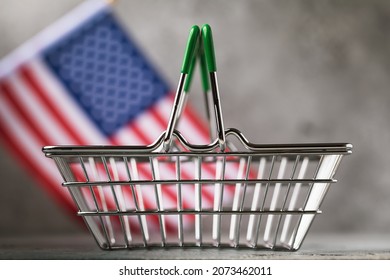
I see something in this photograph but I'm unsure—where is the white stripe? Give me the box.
[153,94,174,123]
[0,0,108,78]
[8,73,74,145]
[178,116,209,145]
[134,110,164,142]
[29,58,109,144]
[111,125,145,145]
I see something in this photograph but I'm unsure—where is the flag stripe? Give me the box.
[8,72,73,144]
[18,60,181,232]
[1,81,49,145]
[29,58,108,144]
[23,61,181,231]
[19,65,87,145]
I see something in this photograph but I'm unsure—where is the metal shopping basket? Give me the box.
[42,24,352,251]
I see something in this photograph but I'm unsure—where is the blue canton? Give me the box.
[44,10,169,136]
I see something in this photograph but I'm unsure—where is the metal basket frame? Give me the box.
[43,25,352,251]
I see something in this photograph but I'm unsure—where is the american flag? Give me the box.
[0,0,217,230]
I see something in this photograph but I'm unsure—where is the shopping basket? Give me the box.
[42,24,352,251]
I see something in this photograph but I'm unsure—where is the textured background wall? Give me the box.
[1,0,390,237]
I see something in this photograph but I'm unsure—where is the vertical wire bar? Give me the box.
[305,155,341,211]
[60,157,109,249]
[209,72,226,151]
[79,157,89,181]
[229,156,247,241]
[280,156,309,245]
[254,156,276,247]
[163,73,186,151]
[272,156,300,248]
[194,156,202,246]
[218,156,227,245]
[247,157,266,242]
[129,157,149,242]
[53,157,73,183]
[264,157,288,245]
[124,157,148,246]
[212,156,222,242]
[176,155,184,246]
[290,155,323,248]
[150,156,167,246]
[79,157,100,212]
[71,157,106,247]
[89,157,115,245]
[109,157,132,245]
[213,155,226,245]
[235,156,252,246]
[102,157,128,247]
[292,154,342,250]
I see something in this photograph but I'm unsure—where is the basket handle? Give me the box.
[163,24,226,151]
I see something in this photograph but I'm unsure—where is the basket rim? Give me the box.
[42,128,353,156]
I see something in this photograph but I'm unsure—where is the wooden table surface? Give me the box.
[1,233,389,259]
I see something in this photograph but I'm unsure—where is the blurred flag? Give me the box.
[0,0,214,229]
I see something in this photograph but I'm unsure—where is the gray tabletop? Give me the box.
[1,233,389,260]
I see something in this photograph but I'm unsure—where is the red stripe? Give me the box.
[0,81,49,145]
[19,65,87,144]
[149,104,168,130]
[182,103,210,140]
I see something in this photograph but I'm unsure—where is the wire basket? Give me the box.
[43,25,352,251]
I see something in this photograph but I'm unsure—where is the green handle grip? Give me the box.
[183,39,199,92]
[202,24,217,72]
[184,35,210,92]
[199,43,210,92]
[183,24,215,92]
[181,25,200,74]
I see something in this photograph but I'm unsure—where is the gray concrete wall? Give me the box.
[1,0,390,237]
